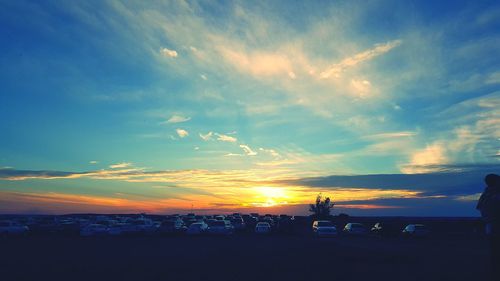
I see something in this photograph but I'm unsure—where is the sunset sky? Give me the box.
[0,0,499,216]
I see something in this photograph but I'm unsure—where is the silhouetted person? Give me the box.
[477,174,500,280]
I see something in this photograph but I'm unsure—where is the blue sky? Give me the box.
[0,0,499,215]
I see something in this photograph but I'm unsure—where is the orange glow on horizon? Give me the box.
[0,182,421,214]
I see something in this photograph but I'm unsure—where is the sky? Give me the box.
[0,0,499,216]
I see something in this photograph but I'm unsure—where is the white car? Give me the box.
[343,223,367,235]
[80,224,108,236]
[186,222,209,235]
[255,222,272,234]
[0,221,29,235]
[312,220,337,237]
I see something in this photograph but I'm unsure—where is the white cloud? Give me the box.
[89,161,98,164]
[110,162,132,169]
[165,115,191,124]
[401,143,448,174]
[176,129,189,138]
[218,46,294,78]
[160,47,178,58]
[486,72,500,84]
[319,40,402,79]
[200,74,207,80]
[363,131,417,140]
[259,148,280,157]
[216,133,237,142]
[350,79,372,98]
[240,144,257,156]
[199,131,213,141]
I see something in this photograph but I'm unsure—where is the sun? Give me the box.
[253,187,289,207]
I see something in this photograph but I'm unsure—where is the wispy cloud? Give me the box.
[319,40,402,79]
[176,128,189,138]
[199,131,213,141]
[110,162,132,169]
[218,46,294,78]
[239,144,257,156]
[89,160,98,164]
[160,47,178,58]
[259,148,280,157]
[216,133,237,142]
[165,115,191,124]
[363,131,417,140]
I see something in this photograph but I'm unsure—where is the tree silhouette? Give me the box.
[309,194,334,219]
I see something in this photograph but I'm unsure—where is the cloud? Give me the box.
[176,128,189,138]
[486,71,500,84]
[349,79,372,98]
[160,47,178,58]
[0,168,87,180]
[400,143,448,174]
[239,144,257,156]
[218,46,294,78]
[259,148,280,157]
[225,153,243,157]
[363,131,417,140]
[110,162,132,169]
[199,131,213,141]
[0,191,193,214]
[199,132,237,142]
[165,115,191,124]
[278,163,500,197]
[319,40,402,79]
[89,161,98,164]
[216,133,237,142]
[2,163,497,216]
[0,166,293,188]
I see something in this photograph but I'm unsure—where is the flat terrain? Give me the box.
[0,233,492,281]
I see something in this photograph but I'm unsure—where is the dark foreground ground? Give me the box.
[0,233,492,281]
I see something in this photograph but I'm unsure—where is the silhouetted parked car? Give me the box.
[208,220,233,235]
[29,217,58,234]
[158,220,186,235]
[343,223,367,235]
[402,224,430,237]
[107,223,130,236]
[255,222,272,234]
[130,218,157,234]
[312,220,337,237]
[0,221,29,235]
[80,224,108,236]
[230,217,246,231]
[187,222,209,235]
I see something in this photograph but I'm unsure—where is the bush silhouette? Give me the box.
[309,194,334,220]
